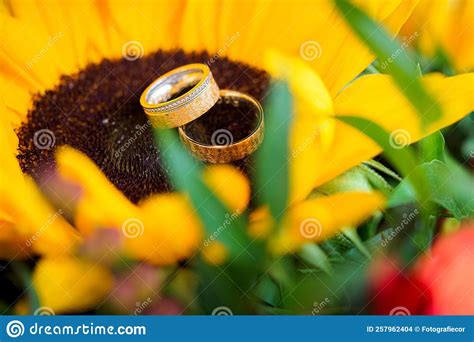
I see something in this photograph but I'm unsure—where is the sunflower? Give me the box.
[0,0,473,314]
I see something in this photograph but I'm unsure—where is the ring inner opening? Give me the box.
[146,69,203,104]
[182,95,260,146]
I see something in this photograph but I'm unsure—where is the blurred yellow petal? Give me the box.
[264,51,335,203]
[401,0,474,72]
[131,193,203,265]
[33,257,114,314]
[445,0,474,72]
[55,149,203,266]
[316,73,474,187]
[55,146,139,236]
[21,177,81,256]
[202,241,228,265]
[248,206,274,239]
[0,121,79,258]
[203,164,250,214]
[0,216,30,259]
[270,191,385,254]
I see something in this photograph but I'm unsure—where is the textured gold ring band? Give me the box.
[178,90,264,163]
[140,63,220,128]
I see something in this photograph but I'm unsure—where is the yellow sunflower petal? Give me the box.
[33,257,114,314]
[317,73,474,187]
[220,0,416,95]
[131,193,203,265]
[0,12,65,90]
[270,191,385,254]
[0,74,32,125]
[202,164,250,214]
[63,0,111,66]
[179,0,219,52]
[55,146,140,236]
[8,0,78,74]
[103,0,186,56]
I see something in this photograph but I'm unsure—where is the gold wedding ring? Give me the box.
[140,63,220,128]
[178,90,264,163]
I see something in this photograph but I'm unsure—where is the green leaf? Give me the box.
[337,116,418,176]
[256,81,292,221]
[334,0,442,127]
[363,160,401,181]
[154,128,252,260]
[338,116,436,212]
[362,211,384,239]
[345,227,395,259]
[389,159,474,219]
[420,131,445,163]
[299,244,333,275]
[314,166,373,198]
[12,262,40,314]
[255,276,281,308]
[342,228,371,259]
[359,164,393,195]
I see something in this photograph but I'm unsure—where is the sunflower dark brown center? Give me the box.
[16,50,270,203]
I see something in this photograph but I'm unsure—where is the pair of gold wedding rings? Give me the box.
[139,63,264,163]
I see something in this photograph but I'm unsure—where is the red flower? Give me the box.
[369,223,474,315]
[415,224,474,315]
[369,257,430,315]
